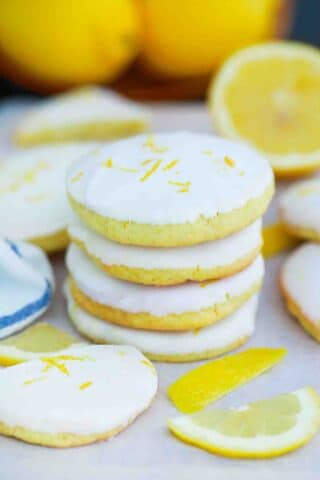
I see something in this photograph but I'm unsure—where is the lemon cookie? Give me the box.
[69,219,262,285]
[66,243,264,331]
[0,345,157,447]
[0,144,96,252]
[66,285,258,362]
[279,178,320,242]
[280,243,320,342]
[67,132,274,247]
[14,87,150,146]
[0,239,54,339]
[0,323,83,366]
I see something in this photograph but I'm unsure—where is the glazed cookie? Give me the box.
[280,243,320,342]
[0,345,157,447]
[66,243,264,331]
[0,144,96,252]
[0,239,54,339]
[69,219,262,285]
[67,132,274,247]
[279,178,320,242]
[14,87,150,146]
[66,286,258,363]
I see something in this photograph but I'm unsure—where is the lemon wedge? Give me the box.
[168,348,287,413]
[262,223,299,259]
[168,387,320,458]
[0,322,83,366]
[209,42,320,176]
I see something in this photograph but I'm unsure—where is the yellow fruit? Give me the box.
[209,42,320,176]
[262,223,299,258]
[168,387,320,458]
[0,323,82,366]
[137,0,283,78]
[168,348,287,414]
[0,0,141,90]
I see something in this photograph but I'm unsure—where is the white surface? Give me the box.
[0,102,319,479]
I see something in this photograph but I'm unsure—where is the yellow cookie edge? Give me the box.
[280,276,320,343]
[69,276,262,331]
[71,235,262,286]
[14,120,149,147]
[28,228,69,254]
[68,182,274,247]
[68,310,251,363]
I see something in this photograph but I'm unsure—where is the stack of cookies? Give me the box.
[65,132,274,362]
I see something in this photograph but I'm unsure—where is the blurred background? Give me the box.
[0,0,318,101]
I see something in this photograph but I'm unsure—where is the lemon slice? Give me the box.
[209,42,320,176]
[168,387,320,458]
[262,223,299,259]
[168,348,287,413]
[0,322,83,366]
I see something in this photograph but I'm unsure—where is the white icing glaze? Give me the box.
[66,243,264,316]
[0,239,54,339]
[0,345,157,435]
[279,178,320,234]
[0,144,97,239]
[66,287,258,356]
[16,86,150,135]
[69,218,262,270]
[67,132,273,224]
[282,243,320,323]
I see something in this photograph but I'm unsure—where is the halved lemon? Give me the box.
[209,42,320,176]
[0,322,83,366]
[168,387,320,458]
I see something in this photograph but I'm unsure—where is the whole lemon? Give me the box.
[137,0,285,78]
[0,0,141,90]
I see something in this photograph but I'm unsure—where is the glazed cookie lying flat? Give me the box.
[14,86,150,146]
[0,239,54,339]
[69,219,262,285]
[67,132,274,247]
[66,243,264,331]
[279,178,320,242]
[0,144,96,252]
[0,345,157,447]
[280,243,320,342]
[66,286,258,363]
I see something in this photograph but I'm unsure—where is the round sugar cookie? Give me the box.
[66,285,258,362]
[0,345,157,447]
[14,87,150,147]
[66,243,264,331]
[67,132,274,247]
[0,239,54,339]
[0,144,97,253]
[280,243,320,342]
[69,219,262,285]
[279,178,320,242]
